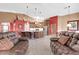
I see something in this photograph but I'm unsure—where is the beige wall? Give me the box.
[0,12,33,22]
[58,12,79,32]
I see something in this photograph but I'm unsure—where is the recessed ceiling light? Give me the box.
[35,8,37,11]
[26,6,28,8]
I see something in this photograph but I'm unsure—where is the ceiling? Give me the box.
[0,3,79,20]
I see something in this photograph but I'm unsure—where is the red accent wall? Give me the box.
[14,20,24,32]
[9,20,30,32]
[10,22,14,32]
[49,16,58,34]
[0,16,30,32]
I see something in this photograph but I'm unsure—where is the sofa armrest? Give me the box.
[50,37,59,42]
[10,41,29,55]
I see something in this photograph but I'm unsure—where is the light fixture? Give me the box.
[35,21,38,24]
[65,4,71,28]
[35,8,37,11]
[65,3,71,15]
[67,23,71,27]
[68,5,71,15]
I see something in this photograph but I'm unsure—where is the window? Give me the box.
[24,22,30,31]
[1,22,10,32]
[67,21,77,31]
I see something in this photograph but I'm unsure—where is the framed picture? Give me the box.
[68,21,77,31]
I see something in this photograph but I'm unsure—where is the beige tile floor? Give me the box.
[26,35,55,55]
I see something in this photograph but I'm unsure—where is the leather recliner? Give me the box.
[50,31,79,55]
[0,32,29,55]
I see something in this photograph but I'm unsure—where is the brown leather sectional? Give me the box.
[50,31,79,55]
[0,32,29,55]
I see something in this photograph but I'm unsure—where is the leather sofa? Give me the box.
[50,31,79,55]
[0,32,29,55]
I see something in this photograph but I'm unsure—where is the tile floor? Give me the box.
[26,35,55,55]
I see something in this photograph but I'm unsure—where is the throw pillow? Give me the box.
[58,36,69,45]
